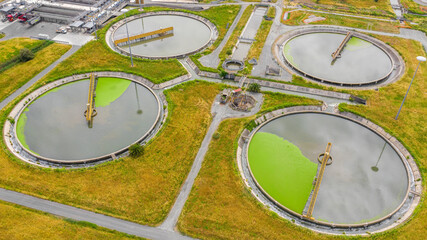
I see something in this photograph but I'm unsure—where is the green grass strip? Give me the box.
[248,132,317,213]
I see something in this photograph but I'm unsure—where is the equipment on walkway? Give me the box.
[303,142,333,220]
[114,27,174,47]
[331,32,352,62]
[84,73,98,128]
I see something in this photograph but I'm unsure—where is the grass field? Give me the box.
[0,81,221,226]
[0,38,44,64]
[405,14,427,34]
[287,0,394,17]
[39,40,186,84]
[247,7,276,61]
[259,89,323,114]
[0,43,70,103]
[401,0,427,14]
[282,10,399,33]
[0,201,140,240]
[219,5,254,61]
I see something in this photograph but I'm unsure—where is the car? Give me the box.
[56,26,67,34]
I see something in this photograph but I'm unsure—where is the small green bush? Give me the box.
[248,83,261,93]
[19,48,35,62]
[129,143,144,157]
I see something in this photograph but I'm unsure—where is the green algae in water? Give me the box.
[284,43,297,67]
[16,109,39,155]
[248,132,317,214]
[95,77,132,108]
[345,37,371,51]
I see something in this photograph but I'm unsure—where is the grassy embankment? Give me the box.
[0,81,222,226]
[189,5,241,73]
[0,42,70,102]
[404,14,427,34]
[0,201,141,240]
[177,92,327,239]
[282,9,399,33]
[286,0,394,18]
[246,6,276,64]
[219,5,254,63]
[0,38,44,64]
[401,0,427,14]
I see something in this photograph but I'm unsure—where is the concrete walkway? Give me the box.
[199,4,249,68]
[0,44,80,110]
[160,90,263,231]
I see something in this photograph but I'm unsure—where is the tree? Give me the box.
[129,143,144,157]
[248,83,261,93]
[219,70,228,79]
[19,48,34,62]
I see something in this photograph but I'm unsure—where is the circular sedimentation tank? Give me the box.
[246,112,412,228]
[274,29,404,88]
[108,12,217,59]
[10,76,161,164]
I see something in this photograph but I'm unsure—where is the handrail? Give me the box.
[304,142,332,220]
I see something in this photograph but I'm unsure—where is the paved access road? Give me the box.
[0,188,192,240]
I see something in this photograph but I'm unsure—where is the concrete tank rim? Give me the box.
[106,11,219,59]
[242,109,416,229]
[7,73,163,166]
[273,27,405,89]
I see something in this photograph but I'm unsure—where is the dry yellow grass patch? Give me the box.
[0,201,139,240]
[0,38,43,63]
[0,43,71,102]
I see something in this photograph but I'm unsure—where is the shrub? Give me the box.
[19,48,34,62]
[248,83,261,93]
[219,70,228,79]
[129,143,144,157]
[213,132,220,140]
